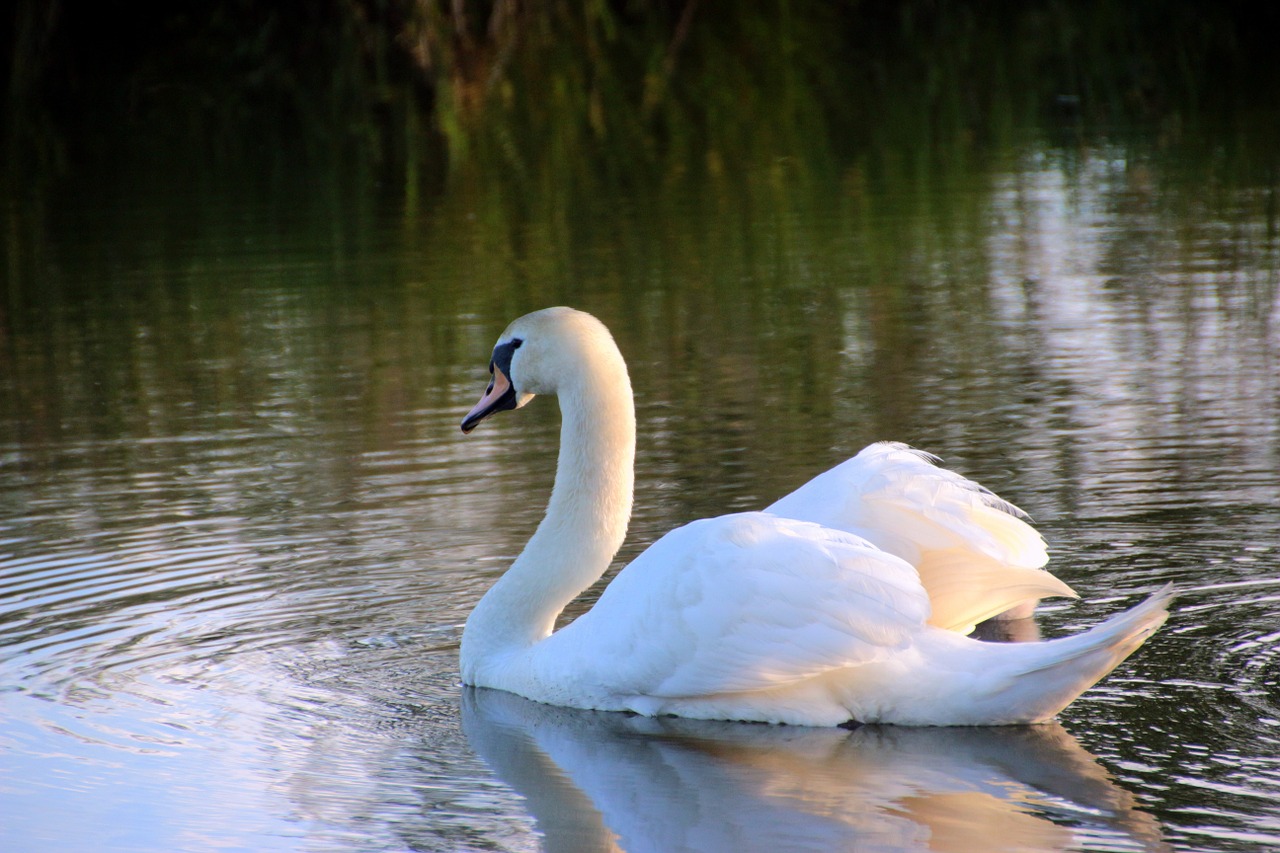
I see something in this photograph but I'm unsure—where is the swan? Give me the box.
[458,307,1171,726]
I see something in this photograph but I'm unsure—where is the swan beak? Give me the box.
[461,364,519,433]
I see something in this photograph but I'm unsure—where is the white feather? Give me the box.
[767,442,1078,632]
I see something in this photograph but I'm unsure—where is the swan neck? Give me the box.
[462,356,635,679]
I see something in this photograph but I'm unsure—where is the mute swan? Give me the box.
[458,307,1171,726]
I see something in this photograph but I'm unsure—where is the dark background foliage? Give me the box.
[6,0,1279,190]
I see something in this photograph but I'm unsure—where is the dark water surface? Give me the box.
[3,128,1279,851]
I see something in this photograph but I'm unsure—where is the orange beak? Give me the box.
[461,364,517,433]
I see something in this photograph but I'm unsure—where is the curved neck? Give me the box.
[461,357,636,679]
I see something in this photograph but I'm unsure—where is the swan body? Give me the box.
[459,307,1170,726]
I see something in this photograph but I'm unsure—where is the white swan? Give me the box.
[458,307,1171,726]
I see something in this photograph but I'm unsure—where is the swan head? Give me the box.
[461,307,623,433]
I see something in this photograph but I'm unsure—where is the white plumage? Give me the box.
[458,307,1170,726]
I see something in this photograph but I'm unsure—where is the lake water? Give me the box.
[3,124,1279,851]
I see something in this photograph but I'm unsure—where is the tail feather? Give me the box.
[1001,585,1174,723]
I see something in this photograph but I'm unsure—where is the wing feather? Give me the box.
[766,442,1076,631]
[548,513,930,700]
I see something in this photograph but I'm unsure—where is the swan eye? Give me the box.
[491,338,523,382]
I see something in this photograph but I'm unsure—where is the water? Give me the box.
[2,131,1279,851]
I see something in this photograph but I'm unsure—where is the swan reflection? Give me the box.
[463,687,1168,853]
